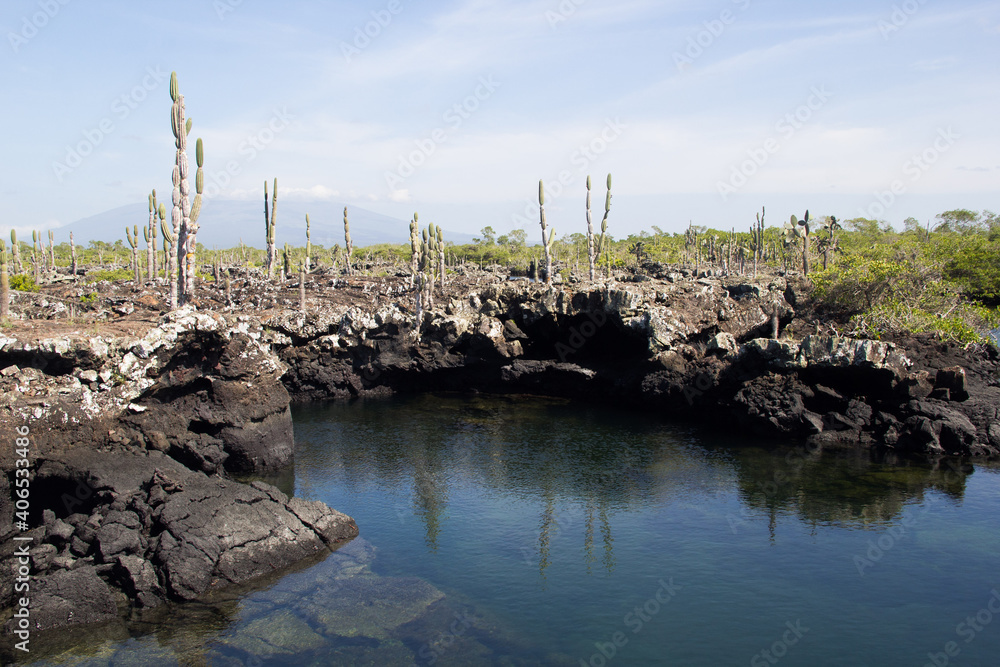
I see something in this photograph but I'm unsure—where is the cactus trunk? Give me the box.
[265,179,277,280]
[146,194,156,282]
[752,207,765,278]
[437,227,445,290]
[10,231,20,275]
[31,231,40,285]
[409,213,419,287]
[586,176,596,281]
[169,161,181,308]
[305,214,311,274]
[70,232,77,282]
[798,210,811,276]
[151,222,158,280]
[0,240,9,320]
[126,225,140,284]
[264,181,271,278]
[40,231,48,276]
[343,207,353,275]
[47,231,55,278]
[156,203,165,280]
[538,181,552,284]
[596,175,611,279]
[161,214,176,306]
[415,275,425,334]
[299,262,306,313]
[184,136,204,299]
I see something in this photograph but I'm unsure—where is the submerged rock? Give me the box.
[28,566,118,631]
[5,448,358,629]
[299,575,445,639]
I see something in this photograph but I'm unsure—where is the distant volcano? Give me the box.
[54,199,475,249]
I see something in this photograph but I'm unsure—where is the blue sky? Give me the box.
[3,0,999,242]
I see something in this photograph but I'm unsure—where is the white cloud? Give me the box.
[284,185,340,200]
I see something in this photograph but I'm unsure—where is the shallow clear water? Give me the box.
[26,394,1000,666]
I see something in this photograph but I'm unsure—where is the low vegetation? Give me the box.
[4,207,1000,348]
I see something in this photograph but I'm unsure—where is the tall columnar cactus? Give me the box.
[419,225,434,313]
[47,231,55,277]
[69,232,77,282]
[343,207,353,275]
[125,225,141,284]
[0,239,9,320]
[212,250,221,284]
[169,71,192,306]
[264,178,277,279]
[425,225,435,284]
[538,180,555,284]
[147,191,158,281]
[31,231,40,284]
[38,230,48,275]
[436,225,445,289]
[10,231,21,275]
[727,227,735,272]
[751,206,765,278]
[793,210,811,275]
[685,223,698,267]
[299,261,306,313]
[409,213,419,286]
[586,176,596,281]
[156,203,166,280]
[597,174,611,277]
[283,243,290,279]
[143,226,152,280]
[167,163,181,307]
[305,214,312,273]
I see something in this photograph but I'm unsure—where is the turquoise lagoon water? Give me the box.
[25,394,1000,666]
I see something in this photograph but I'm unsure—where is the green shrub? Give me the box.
[810,238,999,346]
[810,247,925,314]
[9,275,39,292]
[940,236,1000,306]
[846,303,999,346]
[85,269,132,283]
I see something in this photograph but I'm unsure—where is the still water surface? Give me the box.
[27,394,1000,666]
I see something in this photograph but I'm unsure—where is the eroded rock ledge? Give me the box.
[0,308,356,633]
[269,278,999,459]
[2,273,998,632]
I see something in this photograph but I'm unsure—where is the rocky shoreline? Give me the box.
[2,267,998,634]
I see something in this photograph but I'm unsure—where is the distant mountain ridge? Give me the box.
[56,199,475,249]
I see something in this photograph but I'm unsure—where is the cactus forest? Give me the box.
[0,72,998,348]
